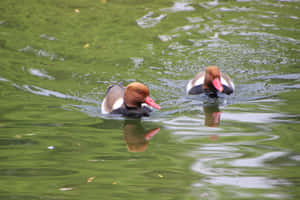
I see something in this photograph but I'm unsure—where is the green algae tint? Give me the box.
[1,0,300,199]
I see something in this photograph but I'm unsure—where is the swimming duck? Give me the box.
[101,82,161,117]
[186,66,234,97]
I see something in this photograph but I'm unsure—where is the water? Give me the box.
[1,0,300,199]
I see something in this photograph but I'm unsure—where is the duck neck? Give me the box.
[124,100,141,109]
[125,104,140,109]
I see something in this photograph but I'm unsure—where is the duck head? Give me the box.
[124,82,161,110]
[204,66,224,92]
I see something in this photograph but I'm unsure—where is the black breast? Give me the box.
[111,104,152,118]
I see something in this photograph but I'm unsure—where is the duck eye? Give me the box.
[136,89,142,93]
[136,89,146,96]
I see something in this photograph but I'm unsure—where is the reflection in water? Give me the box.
[203,104,221,128]
[203,103,222,142]
[123,120,160,152]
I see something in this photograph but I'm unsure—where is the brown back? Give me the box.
[104,84,125,113]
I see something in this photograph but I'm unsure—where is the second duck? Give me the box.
[186,66,234,98]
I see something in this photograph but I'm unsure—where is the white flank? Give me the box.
[101,97,124,114]
[221,77,229,87]
[194,76,205,86]
[112,98,124,110]
[142,103,153,110]
[186,76,204,94]
[186,80,193,94]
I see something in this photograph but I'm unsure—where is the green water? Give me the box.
[1,0,300,199]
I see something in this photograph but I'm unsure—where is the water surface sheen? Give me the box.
[1,0,300,199]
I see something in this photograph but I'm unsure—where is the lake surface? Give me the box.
[1,0,300,199]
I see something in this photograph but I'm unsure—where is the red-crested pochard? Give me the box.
[101,82,161,117]
[186,66,234,97]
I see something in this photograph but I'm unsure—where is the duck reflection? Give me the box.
[203,104,221,127]
[203,104,221,141]
[123,120,160,152]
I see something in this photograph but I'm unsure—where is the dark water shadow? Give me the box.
[0,168,77,177]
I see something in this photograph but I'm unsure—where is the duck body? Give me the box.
[186,66,234,98]
[101,82,160,118]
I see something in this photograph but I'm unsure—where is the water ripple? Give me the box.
[19,45,65,61]
[230,151,288,167]
[22,85,98,104]
[204,176,290,189]
[29,68,55,80]
[161,2,195,13]
[136,12,167,28]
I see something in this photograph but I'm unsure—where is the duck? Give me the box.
[186,66,234,98]
[101,82,161,117]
